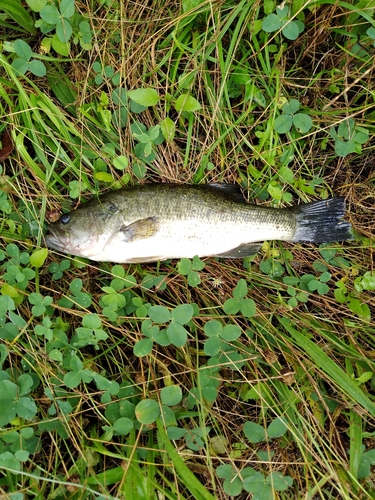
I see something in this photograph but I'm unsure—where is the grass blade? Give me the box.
[278,317,375,417]
[156,418,215,500]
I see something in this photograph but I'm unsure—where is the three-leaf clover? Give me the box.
[58,278,92,309]
[11,40,46,77]
[134,304,194,356]
[63,354,94,389]
[28,293,53,316]
[262,6,304,40]
[177,255,205,287]
[0,374,37,426]
[135,385,183,425]
[203,320,241,356]
[39,0,75,43]
[71,313,108,349]
[223,279,256,318]
[329,118,369,157]
[274,99,313,134]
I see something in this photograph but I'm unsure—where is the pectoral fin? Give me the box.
[120,217,159,242]
[215,242,262,258]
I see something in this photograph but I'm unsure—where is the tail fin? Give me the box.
[291,197,353,244]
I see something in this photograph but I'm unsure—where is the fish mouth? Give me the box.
[45,224,102,258]
[45,227,72,253]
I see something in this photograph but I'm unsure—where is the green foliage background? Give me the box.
[0,0,375,498]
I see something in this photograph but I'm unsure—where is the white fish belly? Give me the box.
[91,217,294,263]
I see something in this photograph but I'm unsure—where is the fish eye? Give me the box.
[60,214,71,224]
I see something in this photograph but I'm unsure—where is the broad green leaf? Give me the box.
[216,464,234,479]
[282,20,300,40]
[266,471,293,491]
[56,17,72,42]
[60,0,75,18]
[135,399,160,424]
[171,304,194,324]
[282,99,300,115]
[113,155,128,170]
[338,118,355,139]
[14,39,32,60]
[267,417,287,438]
[113,417,134,435]
[148,124,161,142]
[334,139,355,157]
[204,320,222,337]
[26,0,47,12]
[220,324,241,341]
[51,34,70,56]
[204,336,221,356]
[355,271,375,292]
[15,396,37,420]
[191,255,205,271]
[64,371,82,389]
[174,94,201,112]
[133,338,153,357]
[187,270,201,287]
[354,128,369,145]
[128,88,159,107]
[240,299,256,318]
[223,298,241,314]
[262,13,282,32]
[243,474,270,496]
[233,279,248,299]
[149,305,170,323]
[70,278,83,294]
[177,258,191,274]
[82,313,101,330]
[293,113,313,133]
[160,116,175,142]
[274,114,293,134]
[167,426,186,440]
[17,373,33,396]
[95,171,114,182]
[28,59,47,77]
[0,345,8,367]
[223,476,242,496]
[40,4,60,24]
[0,452,21,473]
[30,248,48,268]
[15,450,29,462]
[276,5,289,18]
[167,322,188,347]
[94,375,119,394]
[161,385,182,406]
[11,58,29,75]
[243,421,266,443]
[278,165,294,182]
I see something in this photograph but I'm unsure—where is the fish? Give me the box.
[45,184,353,263]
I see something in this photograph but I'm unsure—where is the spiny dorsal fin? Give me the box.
[208,183,247,203]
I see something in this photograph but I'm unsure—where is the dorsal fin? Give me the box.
[207,183,247,203]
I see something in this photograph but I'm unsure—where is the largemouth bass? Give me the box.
[45,184,352,263]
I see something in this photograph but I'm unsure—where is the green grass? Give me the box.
[0,0,375,498]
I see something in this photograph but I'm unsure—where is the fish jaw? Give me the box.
[45,225,105,258]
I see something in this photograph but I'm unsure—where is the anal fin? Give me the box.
[214,242,262,258]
